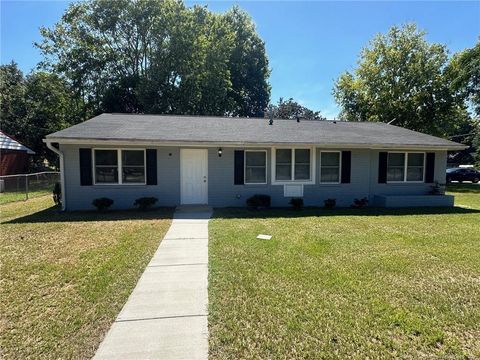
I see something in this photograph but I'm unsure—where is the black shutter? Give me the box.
[425,152,435,183]
[378,152,388,184]
[341,151,351,183]
[79,148,93,186]
[146,149,157,185]
[234,150,244,185]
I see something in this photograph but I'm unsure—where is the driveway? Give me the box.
[94,206,212,359]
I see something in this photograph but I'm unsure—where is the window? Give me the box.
[274,148,312,182]
[276,149,292,180]
[320,151,341,183]
[122,150,145,183]
[387,153,405,182]
[406,153,424,181]
[245,151,267,184]
[94,150,118,184]
[94,149,146,185]
[387,152,424,182]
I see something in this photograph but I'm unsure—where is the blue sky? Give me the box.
[1,1,479,118]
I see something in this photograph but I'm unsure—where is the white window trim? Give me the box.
[92,148,147,185]
[244,150,268,185]
[319,150,342,184]
[387,152,425,183]
[271,147,316,185]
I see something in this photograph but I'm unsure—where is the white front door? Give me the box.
[180,149,208,204]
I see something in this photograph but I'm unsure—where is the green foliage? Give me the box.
[0,62,79,165]
[134,197,158,211]
[36,1,270,117]
[246,194,271,209]
[92,197,114,211]
[334,24,472,138]
[351,197,369,208]
[324,198,336,209]
[289,198,304,210]
[52,182,62,206]
[267,97,325,120]
[447,41,480,116]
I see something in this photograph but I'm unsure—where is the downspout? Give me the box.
[45,140,66,211]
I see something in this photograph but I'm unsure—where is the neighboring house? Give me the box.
[0,131,35,176]
[44,113,466,211]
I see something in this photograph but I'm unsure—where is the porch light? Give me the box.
[218,148,222,157]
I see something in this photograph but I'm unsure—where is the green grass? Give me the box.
[0,196,172,359]
[209,186,480,359]
[0,190,51,204]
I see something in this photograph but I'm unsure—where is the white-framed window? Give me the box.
[272,147,315,184]
[93,149,146,185]
[387,152,425,183]
[244,150,267,184]
[320,151,341,183]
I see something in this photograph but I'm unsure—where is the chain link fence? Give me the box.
[0,171,60,204]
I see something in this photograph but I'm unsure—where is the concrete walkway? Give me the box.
[94,206,212,360]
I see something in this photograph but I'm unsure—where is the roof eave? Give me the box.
[44,137,467,151]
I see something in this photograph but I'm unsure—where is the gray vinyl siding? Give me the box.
[60,144,449,210]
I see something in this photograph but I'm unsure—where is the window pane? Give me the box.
[95,167,118,183]
[295,164,310,180]
[276,149,292,164]
[321,168,339,182]
[95,150,117,165]
[246,152,266,167]
[387,167,404,182]
[295,149,310,163]
[122,150,144,166]
[408,153,424,167]
[245,167,266,183]
[407,167,423,181]
[388,153,405,167]
[276,164,292,180]
[122,167,145,183]
[321,152,340,166]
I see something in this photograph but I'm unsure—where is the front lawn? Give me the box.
[209,187,480,359]
[0,196,172,359]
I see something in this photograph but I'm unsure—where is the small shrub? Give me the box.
[429,181,445,195]
[324,198,336,209]
[246,194,271,209]
[352,197,369,208]
[92,197,114,211]
[134,197,158,211]
[289,198,304,210]
[52,182,61,206]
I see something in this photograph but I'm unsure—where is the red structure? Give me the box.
[0,131,35,176]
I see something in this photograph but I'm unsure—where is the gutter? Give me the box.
[44,137,468,151]
[44,140,66,211]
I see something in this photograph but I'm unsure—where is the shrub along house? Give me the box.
[44,113,466,211]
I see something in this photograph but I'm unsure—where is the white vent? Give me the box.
[284,184,303,197]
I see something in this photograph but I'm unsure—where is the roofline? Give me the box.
[44,138,467,151]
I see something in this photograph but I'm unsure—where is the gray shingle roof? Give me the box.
[46,113,466,149]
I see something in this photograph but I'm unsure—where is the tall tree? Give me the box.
[447,41,480,116]
[0,63,76,165]
[36,0,270,117]
[267,97,325,120]
[333,24,471,137]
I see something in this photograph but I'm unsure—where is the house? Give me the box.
[44,113,466,211]
[0,131,35,176]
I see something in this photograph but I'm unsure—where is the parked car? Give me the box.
[446,168,480,183]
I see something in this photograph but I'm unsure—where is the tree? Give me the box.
[447,41,480,116]
[266,97,325,120]
[333,24,470,137]
[0,63,76,165]
[0,62,27,139]
[36,0,270,117]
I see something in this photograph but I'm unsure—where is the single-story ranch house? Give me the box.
[45,113,466,211]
